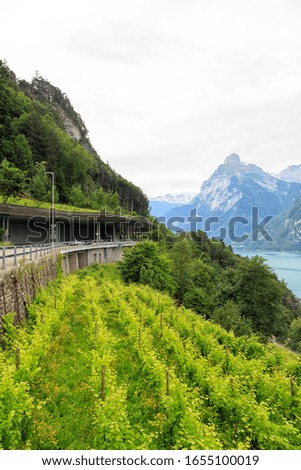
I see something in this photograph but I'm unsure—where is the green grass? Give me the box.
[0,196,102,213]
[0,196,139,217]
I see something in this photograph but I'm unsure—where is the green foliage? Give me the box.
[29,161,51,204]
[1,312,18,350]
[68,184,86,208]
[0,158,27,202]
[182,286,213,315]
[10,134,33,171]
[0,60,149,215]
[1,266,301,450]
[169,238,197,299]
[211,300,253,336]
[287,317,301,353]
[119,241,176,294]
[147,230,300,343]
[232,257,293,339]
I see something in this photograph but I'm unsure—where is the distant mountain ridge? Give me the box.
[149,193,195,217]
[274,164,301,184]
[151,193,195,204]
[161,154,301,247]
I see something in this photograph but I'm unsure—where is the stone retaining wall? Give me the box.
[0,256,59,326]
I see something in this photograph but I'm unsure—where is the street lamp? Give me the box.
[46,172,55,265]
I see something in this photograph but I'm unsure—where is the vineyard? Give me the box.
[1,264,301,450]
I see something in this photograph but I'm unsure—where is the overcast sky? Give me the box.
[1,0,301,197]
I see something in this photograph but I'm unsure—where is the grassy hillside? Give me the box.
[1,264,301,450]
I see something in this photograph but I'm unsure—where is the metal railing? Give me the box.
[0,239,135,271]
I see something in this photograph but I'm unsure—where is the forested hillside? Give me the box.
[123,227,301,348]
[0,60,149,215]
[1,264,301,450]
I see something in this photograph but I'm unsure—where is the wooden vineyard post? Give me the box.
[101,366,105,401]
[136,299,139,315]
[290,378,295,397]
[224,345,229,373]
[166,367,170,396]
[15,347,20,369]
[40,313,44,324]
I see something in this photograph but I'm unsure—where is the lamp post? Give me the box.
[46,172,55,265]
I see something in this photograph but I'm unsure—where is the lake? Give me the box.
[234,250,301,299]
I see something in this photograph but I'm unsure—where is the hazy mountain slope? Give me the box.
[249,194,301,251]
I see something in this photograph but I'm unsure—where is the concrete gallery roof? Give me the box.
[0,204,152,227]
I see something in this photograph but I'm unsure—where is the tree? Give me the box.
[0,158,27,203]
[119,240,176,294]
[287,317,301,353]
[29,161,50,204]
[211,300,253,337]
[182,259,216,315]
[12,134,33,170]
[234,256,291,339]
[182,286,211,315]
[0,61,149,215]
[106,191,119,212]
[168,238,197,300]
[68,184,87,208]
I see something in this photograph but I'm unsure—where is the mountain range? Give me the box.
[154,154,301,250]
[149,193,195,217]
[274,165,301,184]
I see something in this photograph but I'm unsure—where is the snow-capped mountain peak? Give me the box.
[162,153,301,241]
[274,164,301,184]
[224,153,241,165]
[213,154,265,179]
[151,193,195,204]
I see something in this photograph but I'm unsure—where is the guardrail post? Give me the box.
[1,247,5,270]
[14,246,17,266]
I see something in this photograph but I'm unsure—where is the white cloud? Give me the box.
[1,0,301,197]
